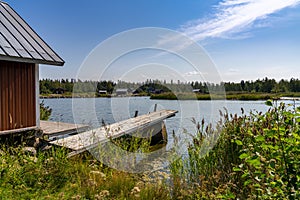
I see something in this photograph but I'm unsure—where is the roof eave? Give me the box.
[0,2,65,66]
[0,55,65,66]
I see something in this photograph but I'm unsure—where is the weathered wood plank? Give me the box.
[41,121,88,135]
[40,120,89,140]
[50,109,177,153]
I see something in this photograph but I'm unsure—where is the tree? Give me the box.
[240,80,245,91]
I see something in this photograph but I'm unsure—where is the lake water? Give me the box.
[41,97,300,137]
[42,97,300,136]
[41,97,273,145]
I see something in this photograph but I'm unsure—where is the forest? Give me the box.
[40,77,300,95]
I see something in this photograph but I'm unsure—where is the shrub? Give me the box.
[170,101,300,199]
[40,101,52,120]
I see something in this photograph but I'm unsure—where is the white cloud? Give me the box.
[184,71,202,76]
[180,0,300,41]
[153,0,300,82]
[228,68,239,73]
[183,70,208,77]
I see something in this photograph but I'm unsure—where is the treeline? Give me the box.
[40,79,116,94]
[222,77,300,93]
[39,79,192,94]
[39,77,300,95]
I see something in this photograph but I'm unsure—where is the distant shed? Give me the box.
[115,88,129,96]
[0,2,64,134]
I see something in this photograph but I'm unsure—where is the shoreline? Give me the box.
[40,92,300,101]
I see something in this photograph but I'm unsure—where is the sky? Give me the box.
[5,0,300,83]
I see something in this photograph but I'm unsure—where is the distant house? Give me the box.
[115,89,128,96]
[192,89,201,93]
[154,89,163,94]
[0,2,64,134]
[98,90,107,95]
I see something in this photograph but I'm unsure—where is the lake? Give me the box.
[41,97,300,136]
[41,97,275,145]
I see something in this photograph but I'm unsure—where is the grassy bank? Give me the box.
[1,101,299,199]
[39,93,148,98]
[40,91,300,100]
[40,92,99,98]
[150,92,300,100]
[0,147,171,199]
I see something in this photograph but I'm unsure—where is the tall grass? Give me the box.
[0,144,171,199]
[0,125,174,200]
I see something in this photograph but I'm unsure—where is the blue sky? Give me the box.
[5,0,300,82]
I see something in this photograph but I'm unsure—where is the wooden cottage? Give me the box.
[115,89,129,96]
[0,2,64,134]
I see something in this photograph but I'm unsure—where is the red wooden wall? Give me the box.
[0,60,36,132]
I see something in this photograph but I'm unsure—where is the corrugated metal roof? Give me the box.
[0,2,64,66]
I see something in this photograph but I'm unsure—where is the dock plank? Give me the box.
[40,120,89,140]
[50,110,177,153]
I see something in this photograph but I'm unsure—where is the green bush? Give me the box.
[234,101,300,199]
[40,101,52,120]
[170,101,300,199]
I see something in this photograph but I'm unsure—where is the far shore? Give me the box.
[40,92,300,101]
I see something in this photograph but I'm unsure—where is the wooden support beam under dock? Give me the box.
[50,109,178,156]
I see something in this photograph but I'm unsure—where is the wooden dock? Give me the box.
[50,109,177,156]
[40,121,89,140]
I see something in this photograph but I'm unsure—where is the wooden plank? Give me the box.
[0,126,37,135]
[50,110,177,153]
[8,64,13,129]
[15,64,21,128]
[1,63,9,131]
[0,64,3,130]
[40,120,89,140]
[28,63,36,127]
